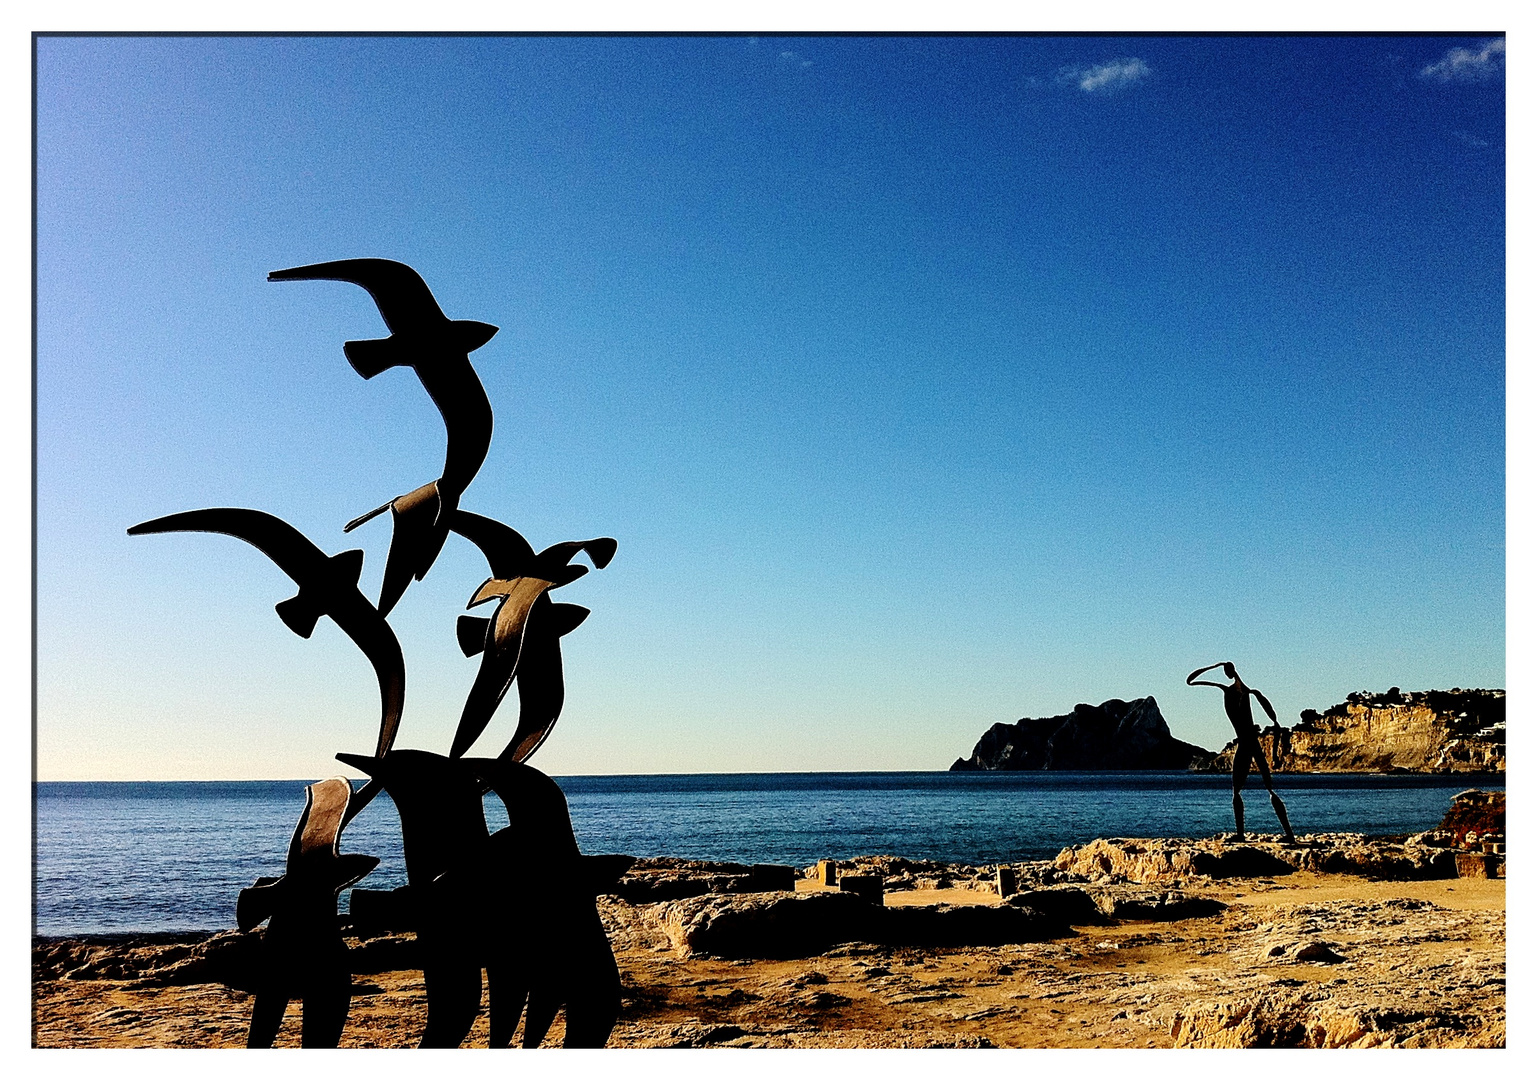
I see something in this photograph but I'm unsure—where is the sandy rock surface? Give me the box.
[34,838,1503,1049]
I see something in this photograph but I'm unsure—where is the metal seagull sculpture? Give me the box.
[268,258,497,616]
[127,508,405,820]
[447,510,615,760]
[236,777,380,1047]
[459,756,633,1048]
[333,749,492,1048]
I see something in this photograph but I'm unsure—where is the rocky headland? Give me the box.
[1207,688,1505,774]
[33,792,1503,1049]
[951,688,1504,774]
[949,697,1214,772]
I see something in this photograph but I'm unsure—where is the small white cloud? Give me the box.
[1420,38,1505,82]
[1455,131,1491,148]
[1058,57,1150,94]
[780,50,813,69]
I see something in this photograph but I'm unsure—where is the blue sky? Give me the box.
[34,34,1505,779]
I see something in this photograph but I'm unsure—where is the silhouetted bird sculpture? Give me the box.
[448,510,616,761]
[461,756,634,1048]
[127,509,405,777]
[1187,662,1297,844]
[268,258,497,616]
[236,777,379,1047]
[335,749,492,1048]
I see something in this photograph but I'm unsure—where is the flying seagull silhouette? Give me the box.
[447,510,615,760]
[127,508,405,819]
[268,258,497,616]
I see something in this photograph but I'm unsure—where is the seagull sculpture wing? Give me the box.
[268,258,450,336]
[450,510,541,580]
[127,507,405,760]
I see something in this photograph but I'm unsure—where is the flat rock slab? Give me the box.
[648,892,1065,959]
[1055,835,1460,885]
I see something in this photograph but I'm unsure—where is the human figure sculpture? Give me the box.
[1187,662,1297,844]
[236,777,380,1047]
[335,749,493,1048]
[461,757,633,1047]
[449,509,616,759]
[268,258,498,616]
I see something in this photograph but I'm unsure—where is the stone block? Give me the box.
[995,866,1017,897]
[816,859,840,887]
[750,863,798,892]
[838,874,884,904]
[1455,852,1500,879]
[348,886,417,935]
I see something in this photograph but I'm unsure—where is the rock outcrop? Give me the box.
[1208,688,1504,773]
[612,858,799,903]
[1431,788,1505,850]
[950,697,1216,771]
[1051,833,1483,883]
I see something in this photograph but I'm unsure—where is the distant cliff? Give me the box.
[1208,688,1504,774]
[950,697,1216,772]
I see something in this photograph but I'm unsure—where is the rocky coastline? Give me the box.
[1208,688,1505,774]
[33,792,1504,1049]
[951,688,1504,775]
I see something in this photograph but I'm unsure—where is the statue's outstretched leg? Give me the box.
[247,989,288,1048]
[1252,743,1297,844]
[1269,792,1296,844]
[1231,744,1252,842]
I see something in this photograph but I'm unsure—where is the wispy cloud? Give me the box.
[780,50,813,69]
[1059,57,1150,94]
[1420,38,1505,82]
[1455,131,1491,149]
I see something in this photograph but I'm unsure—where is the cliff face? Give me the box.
[950,697,1216,772]
[1210,688,1504,774]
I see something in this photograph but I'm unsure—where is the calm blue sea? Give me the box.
[34,771,1501,937]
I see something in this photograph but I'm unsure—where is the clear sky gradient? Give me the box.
[35,34,1505,780]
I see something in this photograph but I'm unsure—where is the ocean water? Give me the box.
[34,771,1501,936]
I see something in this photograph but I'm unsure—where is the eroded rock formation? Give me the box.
[1207,688,1504,774]
[950,697,1216,771]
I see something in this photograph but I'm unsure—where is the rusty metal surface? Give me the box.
[345,480,452,621]
[452,575,556,759]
